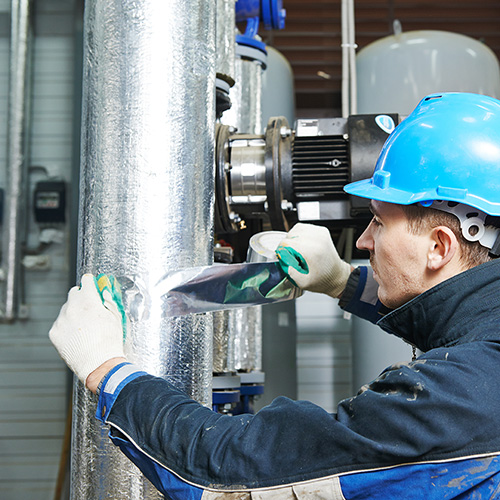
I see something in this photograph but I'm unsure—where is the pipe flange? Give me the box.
[264,116,291,231]
[215,124,240,234]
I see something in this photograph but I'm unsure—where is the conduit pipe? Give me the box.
[2,0,32,322]
[341,0,357,117]
[72,1,216,498]
[340,0,357,263]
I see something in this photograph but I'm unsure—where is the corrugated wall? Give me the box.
[0,1,77,498]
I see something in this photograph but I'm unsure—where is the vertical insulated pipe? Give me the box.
[72,2,216,499]
[223,52,265,135]
[221,43,267,375]
[2,0,32,321]
[213,0,236,375]
[216,0,236,85]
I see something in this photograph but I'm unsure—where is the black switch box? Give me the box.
[34,181,66,223]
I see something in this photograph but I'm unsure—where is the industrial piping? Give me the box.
[2,0,32,322]
[72,1,216,498]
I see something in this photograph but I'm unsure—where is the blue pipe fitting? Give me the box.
[236,0,286,30]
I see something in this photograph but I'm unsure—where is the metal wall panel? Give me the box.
[0,1,77,499]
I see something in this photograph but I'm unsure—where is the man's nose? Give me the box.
[356,225,373,251]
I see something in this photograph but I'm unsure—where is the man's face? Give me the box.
[356,200,430,309]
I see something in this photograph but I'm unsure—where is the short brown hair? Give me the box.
[401,204,494,269]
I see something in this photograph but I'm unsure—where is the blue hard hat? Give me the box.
[344,92,500,216]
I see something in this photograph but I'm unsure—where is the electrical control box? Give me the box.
[33,181,66,223]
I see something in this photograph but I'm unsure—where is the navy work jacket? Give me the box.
[96,259,500,499]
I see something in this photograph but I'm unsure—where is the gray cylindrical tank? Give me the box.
[352,30,500,389]
[261,46,295,128]
[357,30,500,115]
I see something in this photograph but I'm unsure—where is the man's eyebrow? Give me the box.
[369,201,380,216]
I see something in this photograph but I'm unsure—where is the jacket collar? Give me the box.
[377,259,500,352]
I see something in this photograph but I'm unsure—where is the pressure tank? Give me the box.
[261,46,295,129]
[357,30,500,115]
[352,29,500,390]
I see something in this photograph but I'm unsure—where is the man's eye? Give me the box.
[371,217,382,227]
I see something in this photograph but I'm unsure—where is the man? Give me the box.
[50,92,500,499]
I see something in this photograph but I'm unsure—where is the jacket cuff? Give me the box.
[339,266,390,324]
[96,362,148,423]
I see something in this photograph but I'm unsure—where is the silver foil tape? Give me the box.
[150,261,300,317]
[73,1,216,499]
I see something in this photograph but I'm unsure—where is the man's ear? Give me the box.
[427,226,459,271]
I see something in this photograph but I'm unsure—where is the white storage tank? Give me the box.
[261,46,295,128]
[357,30,500,115]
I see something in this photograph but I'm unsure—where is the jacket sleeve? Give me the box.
[96,344,497,495]
[339,266,390,323]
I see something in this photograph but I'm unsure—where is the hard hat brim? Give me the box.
[344,178,420,205]
[344,178,500,216]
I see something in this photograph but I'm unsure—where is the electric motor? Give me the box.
[215,113,398,233]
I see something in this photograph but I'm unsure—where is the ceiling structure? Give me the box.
[263,0,500,116]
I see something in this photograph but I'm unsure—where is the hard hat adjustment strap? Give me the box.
[490,233,500,257]
[429,201,500,253]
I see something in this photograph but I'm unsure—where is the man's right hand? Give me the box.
[49,274,126,386]
[276,223,352,298]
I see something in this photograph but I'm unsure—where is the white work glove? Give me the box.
[276,223,352,298]
[49,274,126,384]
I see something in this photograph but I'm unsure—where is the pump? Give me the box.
[215,113,399,234]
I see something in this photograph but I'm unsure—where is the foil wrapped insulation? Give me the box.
[216,0,236,86]
[222,55,265,134]
[221,48,267,374]
[231,307,263,372]
[152,261,299,317]
[213,310,233,373]
[73,1,216,499]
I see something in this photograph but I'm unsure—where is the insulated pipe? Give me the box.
[221,40,267,375]
[216,0,236,86]
[221,40,267,134]
[72,2,216,499]
[2,0,32,322]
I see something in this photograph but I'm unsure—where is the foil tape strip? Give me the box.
[121,262,301,319]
